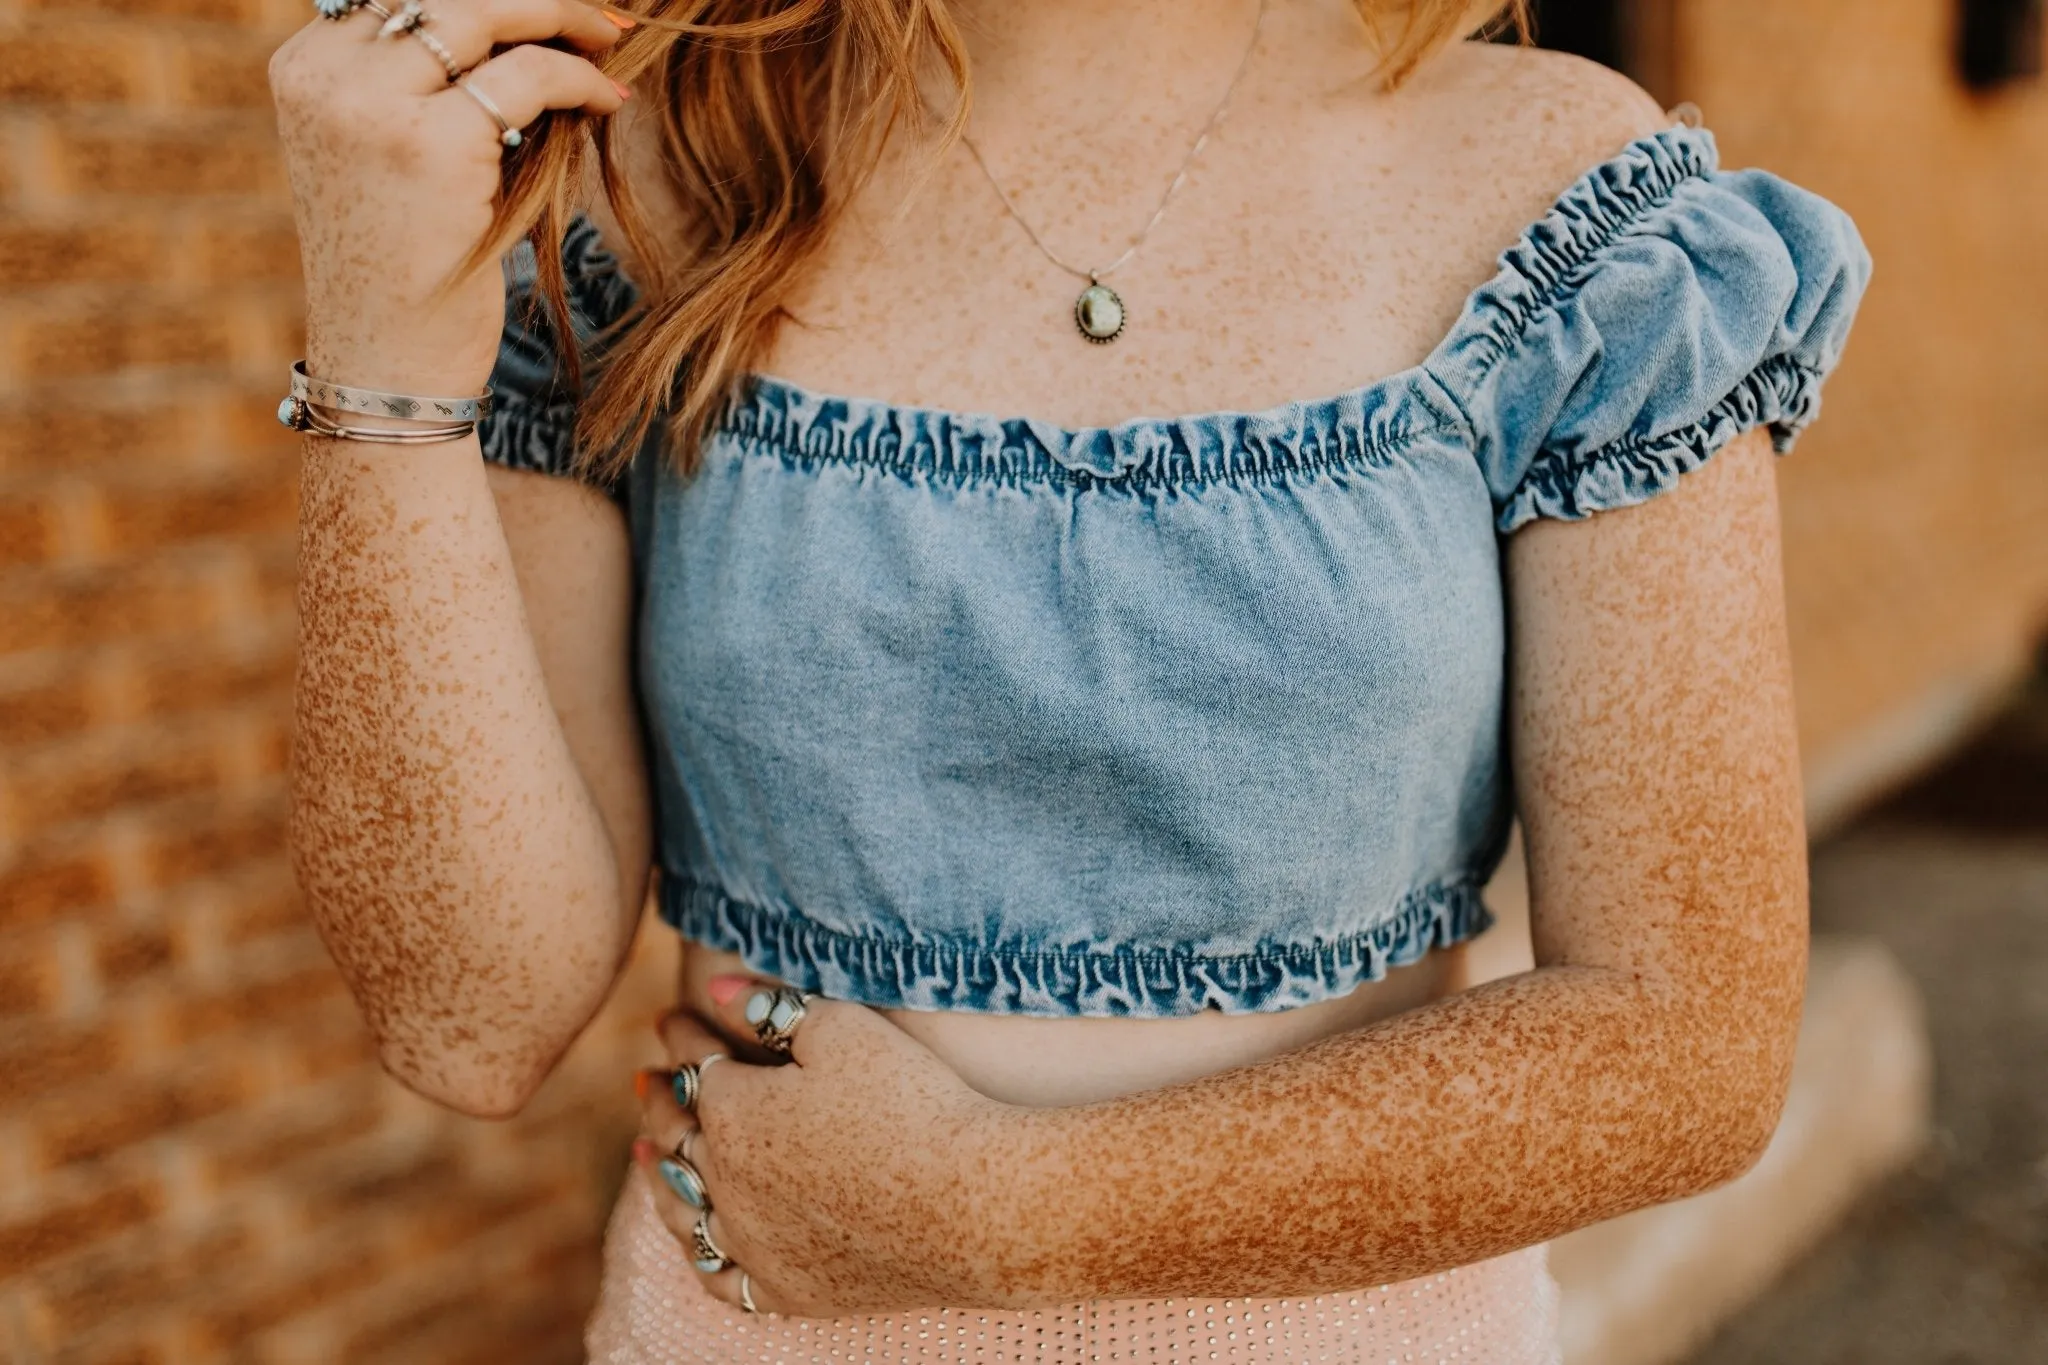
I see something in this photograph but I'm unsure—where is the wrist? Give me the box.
[960,1101,1097,1309]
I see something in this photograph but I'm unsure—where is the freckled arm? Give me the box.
[290,438,650,1120]
[991,429,1808,1302]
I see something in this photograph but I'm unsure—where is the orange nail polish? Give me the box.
[603,10,638,28]
[707,974,752,1005]
[633,1069,652,1100]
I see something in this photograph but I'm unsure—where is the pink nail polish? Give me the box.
[707,974,753,1005]
[631,1138,655,1163]
[612,80,633,100]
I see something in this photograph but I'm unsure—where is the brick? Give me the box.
[3,730,226,840]
[0,215,159,287]
[0,1177,159,1277]
[186,214,302,285]
[97,472,296,555]
[216,871,306,944]
[168,31,277,109]
[0,26,151,106]
[10,298,239,383]
[35,1223,255,1343]
[0,930,61,1016]
[92,920,176,988]
[0,667,99,745]
[50,120,282,198]
[160,961,343,1048]
[192,1079,384,1184]
[0,484,64,566]
[0,1017,122,1106]
[16,0,259,23]
[0,839,115,929]
[129,642,294,727]
[0,401,206,477]
[187,1241,391,1348]
[143,795,286,887]
[34,1059,254,1167]
[0,559,226,656]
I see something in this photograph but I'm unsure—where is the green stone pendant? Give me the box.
[1075,281,1126,344]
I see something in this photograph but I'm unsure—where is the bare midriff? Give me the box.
[675,936,1483,1108]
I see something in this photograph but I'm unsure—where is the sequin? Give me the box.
[585,1168,1562,1363]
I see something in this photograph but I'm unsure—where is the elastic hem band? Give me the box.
[1432,125,1719,395]
[1498,353,1822,532]
[712,373,1455,495]
[658,873,1496,1018]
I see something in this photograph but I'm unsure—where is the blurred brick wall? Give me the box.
[1667,0,2048,825]
[0,0,671,1360]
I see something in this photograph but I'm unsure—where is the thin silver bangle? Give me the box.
[280,396,475,445]
[288,360,493,423]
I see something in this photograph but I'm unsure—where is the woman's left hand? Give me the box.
[633,980,1037,1317]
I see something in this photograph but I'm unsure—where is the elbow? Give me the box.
[376,1037,555,1121]
[1670,1007,1803,1198]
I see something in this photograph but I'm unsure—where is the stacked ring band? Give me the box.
[739,1271,759,1314]
[455,77,523,149]
[690,1213,731,1274]
[657,1147,709,1210]
[377,0,462,83]
[744,987,812,1055]
[668,1051,728,1112]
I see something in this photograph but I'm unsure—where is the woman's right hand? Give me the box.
[268,0,631,397]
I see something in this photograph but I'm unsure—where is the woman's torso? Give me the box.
[640,27,1659,1105]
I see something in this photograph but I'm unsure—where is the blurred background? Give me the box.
[0,0,2042,1360]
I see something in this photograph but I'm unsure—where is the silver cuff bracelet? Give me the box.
[286,360,492,422]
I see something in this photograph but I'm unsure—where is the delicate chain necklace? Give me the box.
[960,0,1268,345]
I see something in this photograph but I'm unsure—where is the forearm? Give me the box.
[997,958,1799,1304]
[291,435,635,1115]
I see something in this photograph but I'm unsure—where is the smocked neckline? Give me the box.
[688,122,1719,489]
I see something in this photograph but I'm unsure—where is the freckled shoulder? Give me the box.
[1402,42,1676,243]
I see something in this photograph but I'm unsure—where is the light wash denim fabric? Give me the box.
[480,125,1871,1017]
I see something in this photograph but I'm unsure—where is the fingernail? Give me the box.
[707,974,753,1005]
[633,1068,655,1100]
[631,1138,656,1163]
[603,10,638,28]
[612,79,633,100]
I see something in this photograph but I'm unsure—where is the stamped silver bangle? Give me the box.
[279,396,475,444]
[288,361,492,423]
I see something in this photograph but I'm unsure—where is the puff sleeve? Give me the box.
[1426,126,1872,533]
[476,214,643,502]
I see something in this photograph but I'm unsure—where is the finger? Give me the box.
[634,1067,699,1165]
[633,1141,720,1249]
[699,1262,784,1316]
[704,975,850,1067]
[660,1001,783,1068]
[413,0,630,74]
[436,42,626,137]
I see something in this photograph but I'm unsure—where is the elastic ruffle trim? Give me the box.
[1497,353,1823,532]
[713,372,1456,495]
[1441,125,1719,387]
[659,872,1496,1018]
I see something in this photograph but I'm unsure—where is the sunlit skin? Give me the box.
[277,0,1808,1320]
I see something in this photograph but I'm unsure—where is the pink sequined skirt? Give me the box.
[584,1166,1563,1364]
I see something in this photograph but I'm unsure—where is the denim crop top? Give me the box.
[480,125,1870,1018]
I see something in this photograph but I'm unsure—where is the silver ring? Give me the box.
[454,76,523,149]
[656,1146,709,1210]
[409,25,462,82]
[691,1212,731,1274]
[739,1271,758,1314]
[743,987,812,1056]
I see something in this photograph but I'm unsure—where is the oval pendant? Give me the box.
[1075,283,1126,344]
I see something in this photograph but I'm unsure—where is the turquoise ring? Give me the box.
[657,1153,708,1210]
